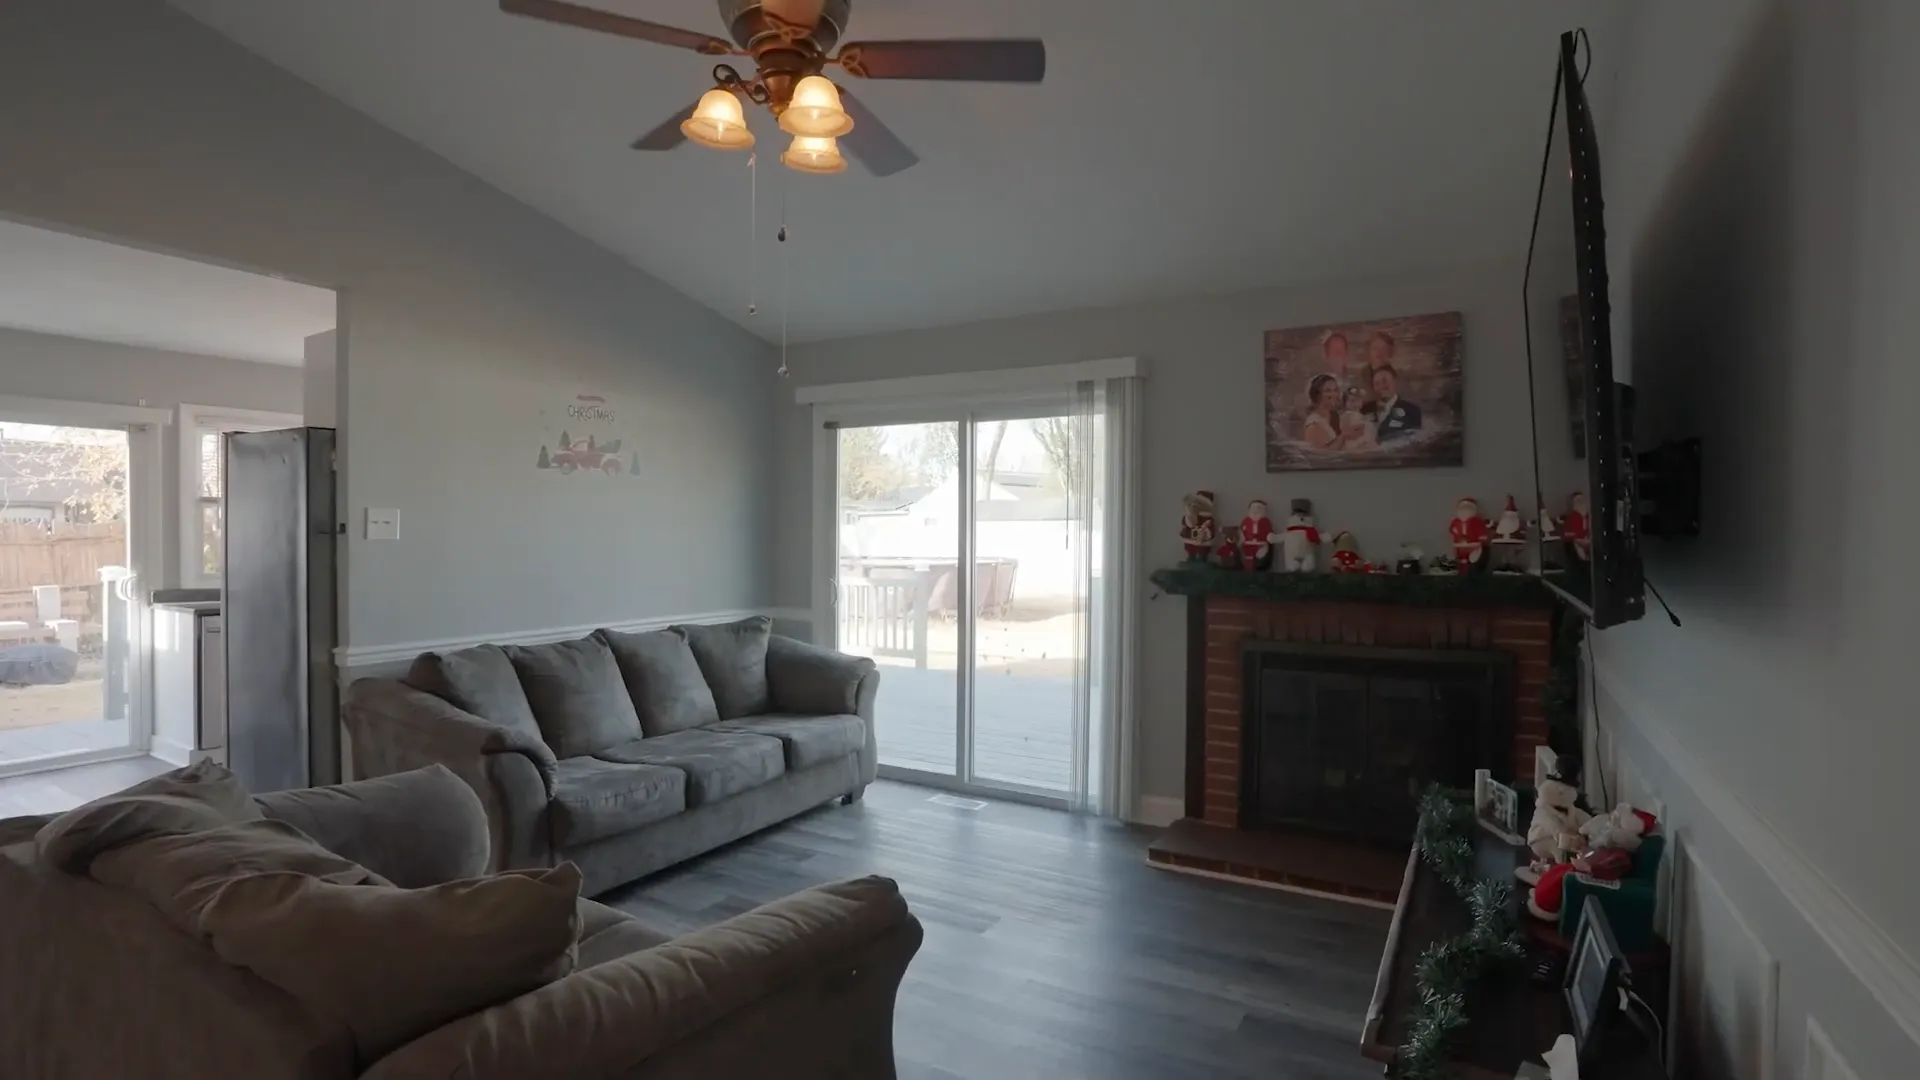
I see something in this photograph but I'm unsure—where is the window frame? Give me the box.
[176,404,301,589]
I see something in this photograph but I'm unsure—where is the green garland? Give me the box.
[1394,787,1526,1080]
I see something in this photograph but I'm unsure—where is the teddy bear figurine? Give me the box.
[1525,771,1592,866]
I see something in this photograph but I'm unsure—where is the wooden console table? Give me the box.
[1361,830,1669,1079]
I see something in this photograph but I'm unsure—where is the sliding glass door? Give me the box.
[829,392,1110,807]
[0,406,158,776]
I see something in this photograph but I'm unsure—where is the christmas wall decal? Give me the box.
[535,393,640,477]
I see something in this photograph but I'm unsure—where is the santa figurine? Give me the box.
[1329,531,1368,573]
[1179,491,1217,562]
[1449,497,1490,573]
[1212,524,1241,570]
[1527,804,1660,923]
[1492,495,1528,543]
[1563,492,1592,563]
[1280,499,1321,572]
[1239,499,1276,571]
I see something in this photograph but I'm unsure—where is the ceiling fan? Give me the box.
[500,0,1047,177]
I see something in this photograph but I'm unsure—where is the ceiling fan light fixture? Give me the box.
[782,134,848,174]
[681,88,755,150]
[778,75,855,138]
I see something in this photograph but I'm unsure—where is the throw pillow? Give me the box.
[597,628,721,736]
[405,643,544,745]
[505,636,644,759]
[200,861,583,1064]
[677,616,773,719]
[35,760,263,873]
[90,818,384,932]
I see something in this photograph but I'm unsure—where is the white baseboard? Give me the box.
[335,606,815,671]
[1132,794,1184,827]
[150,736,193,768]
[1595,660,1920,1049]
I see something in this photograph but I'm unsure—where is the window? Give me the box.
[177,405,300,587]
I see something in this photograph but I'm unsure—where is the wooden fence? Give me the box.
[0,521,125,593]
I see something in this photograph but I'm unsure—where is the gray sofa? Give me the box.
[344,616,879,896]
[0,763,923,1079]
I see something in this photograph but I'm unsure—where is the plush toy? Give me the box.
[1329,531,1368,573]
[1179,490,1216,561]
[1280,499,1320,572]
[1240,499,1276,571]
[1525,775,1592,865]
[1527,804,1660,922]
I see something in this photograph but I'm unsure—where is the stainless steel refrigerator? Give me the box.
[223,427,339,792]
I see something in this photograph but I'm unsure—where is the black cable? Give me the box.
[1643,577,1682,626]
[1585,629,1610,810]
[1519,55,1563,566]
[1575,27,1593,85]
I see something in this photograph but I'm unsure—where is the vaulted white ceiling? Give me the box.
[171,0,1625,343]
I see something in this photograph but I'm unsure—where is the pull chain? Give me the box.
[778,172,790,378]
[746,151,758,316]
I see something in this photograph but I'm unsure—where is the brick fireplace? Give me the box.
[1146,568,1555,902]
[1194,595,1550,827]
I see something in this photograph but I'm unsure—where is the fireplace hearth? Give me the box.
[1144,568,1554,902]
[1240,642,1512,844]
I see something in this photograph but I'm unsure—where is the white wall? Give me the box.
[1591,0,1920,1074]
[302,329,336,429]
[0,0,777,654]
[775,258,1549,801]
[0,325,303,590]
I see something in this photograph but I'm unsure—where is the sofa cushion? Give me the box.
[406,644,545,745]
[253,765,491,888]
[198,862,583,1065]
[677,617,772,720]
[90,818,385,931]
[35,760,263,873]
[597,628,720,736]
[574,897,670,969]
[594,729,784,807]
[505,635,644,759]
[711,713,866,772]
[549,757,686,848]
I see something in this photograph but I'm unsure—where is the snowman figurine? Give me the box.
[1280,499,1321,572]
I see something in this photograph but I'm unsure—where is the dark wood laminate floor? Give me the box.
[601,781,1392,1080]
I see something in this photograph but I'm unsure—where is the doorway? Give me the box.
[824,378,1132,811]
[0,406,161,775]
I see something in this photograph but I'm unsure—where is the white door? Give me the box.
[0,399,162,776]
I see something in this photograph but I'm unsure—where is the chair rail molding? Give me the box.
[335,607,813,670]
[1594,660,1920,1049]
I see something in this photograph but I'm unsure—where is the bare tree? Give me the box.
[0,432,128,524]
[837,426,904,502]
[978,420,1010,495]
[915,424,960,484]
[1033,416,1083,495]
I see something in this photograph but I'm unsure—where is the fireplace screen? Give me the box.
[1241,642,1513,843]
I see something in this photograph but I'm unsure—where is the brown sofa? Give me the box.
[0,763,922,1080]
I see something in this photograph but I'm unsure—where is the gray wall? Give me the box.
[1592,0,1919,1074]
[0,325,304,590]
[0,0,777,652]
[775,257,1551,802]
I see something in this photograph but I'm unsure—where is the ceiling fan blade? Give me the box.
[500,0,739,56]
[835,39,1045,82]
[837,89,919,177]
[630,105,692,151]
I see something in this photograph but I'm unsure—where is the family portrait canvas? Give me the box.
[1264,311,1466,471]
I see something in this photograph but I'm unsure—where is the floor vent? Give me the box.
[927,794,988,811]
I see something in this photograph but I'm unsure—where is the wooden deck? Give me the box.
[872,662,1077,793]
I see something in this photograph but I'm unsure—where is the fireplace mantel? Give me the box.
[1148,568,1556,898]
[1150,564,1553,607]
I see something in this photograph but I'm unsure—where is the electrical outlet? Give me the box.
[365,508,400,540]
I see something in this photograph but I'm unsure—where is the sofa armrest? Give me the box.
[254,765,491,888]
[343,679,559,872]
[361,876,923,1080]
[765,635,878,718]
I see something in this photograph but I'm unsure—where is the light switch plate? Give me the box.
[365,507,400,540]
